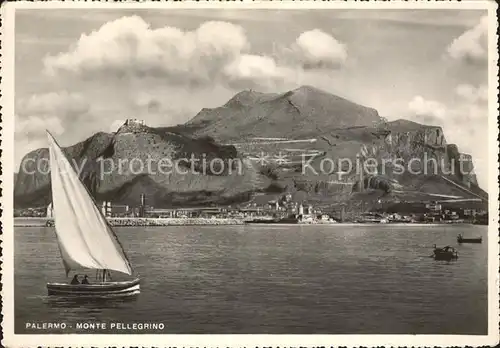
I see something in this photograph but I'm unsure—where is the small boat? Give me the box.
[245,218,279,224]
[47,277,140,297]
[45,131,140,298]
[457,234,482,244]
[432,244,458,261]
[356,212,387,223]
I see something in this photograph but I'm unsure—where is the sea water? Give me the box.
[14,224,488,334]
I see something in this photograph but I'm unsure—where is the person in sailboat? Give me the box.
[81,275,90,284]
[70,275,80,285]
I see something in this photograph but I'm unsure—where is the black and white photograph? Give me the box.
[2,1,499,347]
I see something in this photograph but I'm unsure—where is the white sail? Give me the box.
[47,131,133,276]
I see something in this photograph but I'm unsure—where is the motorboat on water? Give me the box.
[432,244,458,261]
[45,131,140,298]
[356,212,388,224]
[457,234,482,244]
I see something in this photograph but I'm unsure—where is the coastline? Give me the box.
[14,217,245,227]
[14,217,481,228]
[108,217,245,227]
[244,222,471,227]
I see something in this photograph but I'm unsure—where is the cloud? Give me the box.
[407,96,447,125]
[290,29,347,69]
[455,83,487,105]
[408,84,487,126]
[15,91,90,154]
[15,17,353,165]
[43,16,295,89]
[14,113,64,169]
[15,115,64,138]
[223,54,297,89]
[16,91,89,118]
[407,84,488,188]
[44,16,348,91]
[109,119,126,133]
[447,15,488,64]
[44,16,248,83]
[127,87,225,127]
[134,93,162,113]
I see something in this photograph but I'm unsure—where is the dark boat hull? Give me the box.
[433,246,458,261]
[433,252,458,261]
[245,219,279,224]
[47,278,140,297]
[457,237,482,244]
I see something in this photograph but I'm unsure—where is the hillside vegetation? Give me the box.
[14,86,487,209]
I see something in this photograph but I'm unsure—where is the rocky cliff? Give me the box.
[235,118,487,207]
[14,124,261,208]
[175,87,486,204]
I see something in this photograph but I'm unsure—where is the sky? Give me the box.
[14,9,490,189]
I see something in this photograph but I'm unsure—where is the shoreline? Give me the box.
[108,217,246,227]
[14,217,483,228]
[14,217,245,227]
[244,222,478,227]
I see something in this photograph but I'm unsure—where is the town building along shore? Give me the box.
[14,217,245,227]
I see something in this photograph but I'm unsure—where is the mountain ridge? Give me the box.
[14,86,487,209]
[183,85,381,141]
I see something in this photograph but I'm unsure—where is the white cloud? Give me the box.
[15,91,90,158]
[43,16,287,87]
[15,115,64,138]
[16,17,354,166]
[125,84,238,127]
[447,15,488,64]
[455,83,487,105]
[407,84,488,188]
[133,92,163,114]
[16,91,89,118]
[109,119,126,133]
[223,54,297,89]
[44,16,348,90]
[291,29,347,69]
[408,84,488,127]
[16,91,89,136]
[408,95,447,125]
[14,115,64,170]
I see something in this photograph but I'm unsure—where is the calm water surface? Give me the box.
[15,224,488,334]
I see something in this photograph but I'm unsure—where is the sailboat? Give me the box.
[457,233,482,244]
[45,131,140,297]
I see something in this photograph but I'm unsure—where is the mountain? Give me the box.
[14,122,262,208]
[14,86,487,210]
[175,86,486,201]
[182,85,381,140]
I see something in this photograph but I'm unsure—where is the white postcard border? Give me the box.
[1,1,499,347]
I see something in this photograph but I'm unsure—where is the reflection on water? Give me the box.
[15,224,488,334]
[45,294,139,309]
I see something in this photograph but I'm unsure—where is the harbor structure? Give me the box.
[101,201,112,217]
[139,194,146,217]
